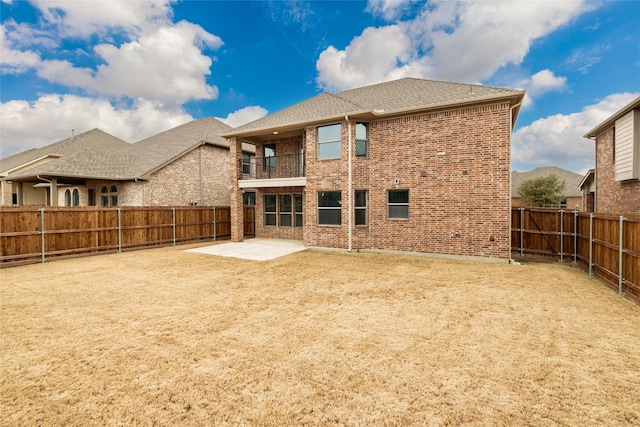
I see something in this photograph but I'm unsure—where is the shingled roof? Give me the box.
[2,118,245,182]
[224,77,525,137]
[511,167,583,197]
[1,129,131,179]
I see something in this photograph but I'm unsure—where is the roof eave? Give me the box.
[223,91,525,140]
[584,96,640,139]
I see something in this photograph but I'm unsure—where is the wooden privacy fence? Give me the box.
[0,206,231,267]
[512,207,640,304]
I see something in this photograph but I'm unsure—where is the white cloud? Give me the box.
[2,1,223,106]
[317,25,424,92]
[0,95,193,157]
[528,69,567,95]
[511,92,640,171]
[216,106,268,128]
[366,0,415,21]
[517,69,567,109]
[29,0,173,38]
[317,1,595,91]
[0,23,42,74]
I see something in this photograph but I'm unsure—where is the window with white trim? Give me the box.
[72,188,79,206]
[317,124,342,160]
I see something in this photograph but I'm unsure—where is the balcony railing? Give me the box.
[239,154,305,180]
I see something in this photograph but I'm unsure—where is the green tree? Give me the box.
[518,173,566,207]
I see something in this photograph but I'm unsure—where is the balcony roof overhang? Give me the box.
[239,177,307,188]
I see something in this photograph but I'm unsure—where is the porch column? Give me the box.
[50,178,58,206]
[229,137,244,242]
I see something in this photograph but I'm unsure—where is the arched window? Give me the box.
[72,189,80,206]
[110,185,118,207]
[65,189,71,207]
[100,185,118,207]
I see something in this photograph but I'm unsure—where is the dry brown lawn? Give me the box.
[1,243,639,426]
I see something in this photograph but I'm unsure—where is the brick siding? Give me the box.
[595,128,640,213]
[237,101,514,260]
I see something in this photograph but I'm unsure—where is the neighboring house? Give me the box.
[511,166,583,210]
[224,77,525,260]
[584,96,640,213]
[578,169,595,212]
[0,118,254,207]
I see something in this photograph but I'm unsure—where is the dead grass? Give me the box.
[1,243,639,426]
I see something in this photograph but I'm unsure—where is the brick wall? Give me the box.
[236,101,514,260]
[141,144,231,206]
[305,102,513,259]
[596,128,640,213]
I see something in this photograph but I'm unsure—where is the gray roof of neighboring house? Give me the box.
[0,129,130,177]
[224,77,525,137]
[584,96,640,138]
[511,167,584,197]
[2,118,244,181]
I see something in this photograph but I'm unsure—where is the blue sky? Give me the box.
[1,0,639,175]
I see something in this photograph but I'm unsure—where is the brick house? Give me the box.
[511,166,583,210]
[584,96,640,213]
[225,78,525,261]
[578,169,596,212]
[0,118,254,207]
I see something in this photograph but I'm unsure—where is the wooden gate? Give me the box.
[243,206,255,237]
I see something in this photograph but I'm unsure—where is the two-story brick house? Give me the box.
[225,78,525,260]
[584,96,640,213]
[1,118,254,207]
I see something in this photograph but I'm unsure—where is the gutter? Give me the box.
[223,91,525,139]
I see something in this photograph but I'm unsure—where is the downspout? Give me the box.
[346,116,353,253]
[508,101,522,262]
[36,175,52,206]
[585,136,597,212]
[199,144,204,205]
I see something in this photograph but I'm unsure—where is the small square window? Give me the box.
[388,189,409,219]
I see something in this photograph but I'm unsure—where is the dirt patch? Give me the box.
[2,243,639,426]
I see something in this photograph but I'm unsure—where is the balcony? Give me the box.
[238,154,306,188]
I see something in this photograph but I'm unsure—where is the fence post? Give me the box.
[573,210,578,264]
[213,206,217,241]
[589,213,594,276]
[117,208,122,253]
[40,208,45,263]
[559,209,564,263]
[172,207,176,246]
[520,207,524,257]
[619,216,625,296]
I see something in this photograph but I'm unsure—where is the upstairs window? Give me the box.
[317,124,342,160]
[356,123,368,157]
[72,189,80,206]
[65,189,71,207]
[242,153,251,175]
[388,189,409,219]
[264,145,276,171]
